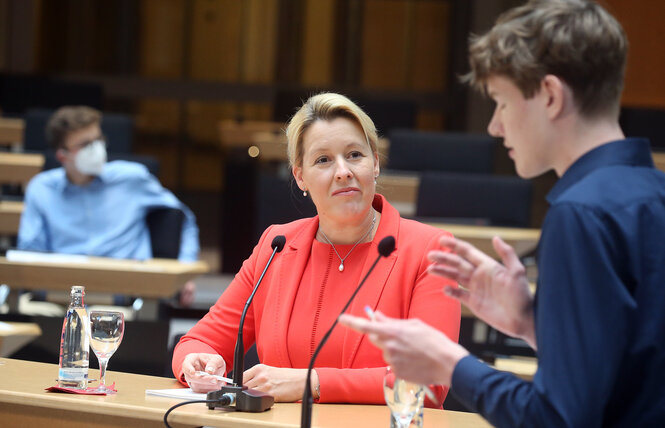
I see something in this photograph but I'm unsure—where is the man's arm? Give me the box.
[17,181,50,251]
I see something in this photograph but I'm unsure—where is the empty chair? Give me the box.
[619,107,665,150]
[387,129,497,174]
[416,171,533,228]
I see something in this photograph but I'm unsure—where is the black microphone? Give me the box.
[300,235,396,428]
[207,235,286,412]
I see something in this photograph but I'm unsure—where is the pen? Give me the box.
[194,371,233,384]
[364,305,376,321]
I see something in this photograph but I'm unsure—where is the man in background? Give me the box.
[341,0,665,426]
[18,106,199,306]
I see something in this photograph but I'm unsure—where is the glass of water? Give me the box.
[89,310,125,393]
[383,367,424,428]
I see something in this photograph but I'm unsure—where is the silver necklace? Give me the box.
[319,211,377,272]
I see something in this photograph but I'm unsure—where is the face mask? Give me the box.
[74,139,107,176]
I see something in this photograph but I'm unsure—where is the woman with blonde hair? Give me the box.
[172,92,460,406]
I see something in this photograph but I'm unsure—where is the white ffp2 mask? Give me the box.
[74,139,107,176]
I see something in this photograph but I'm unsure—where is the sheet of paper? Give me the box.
[145,387,206,400]
[6,250,90,264]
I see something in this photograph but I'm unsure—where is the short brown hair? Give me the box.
[286,93,378,169]
[46,106,101,149]
[464,0,627,119]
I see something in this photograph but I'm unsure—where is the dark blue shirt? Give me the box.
[451,139,665,427]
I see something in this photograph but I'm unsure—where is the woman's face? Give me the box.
[293,116,379,225]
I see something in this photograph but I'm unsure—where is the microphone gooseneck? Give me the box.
[207,234,286,412]
[300,235,396,428]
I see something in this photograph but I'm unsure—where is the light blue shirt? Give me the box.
[18,160,199,262]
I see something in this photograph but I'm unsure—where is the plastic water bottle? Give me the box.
[58,285,90,389]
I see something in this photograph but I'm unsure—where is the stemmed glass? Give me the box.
[383,367,424,428]
[89,310,125,393]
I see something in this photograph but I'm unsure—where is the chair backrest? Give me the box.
[0,72,103,116]
[387,129,497,174]
[254,168,317,241]
[23,108,134,153]
[619,107,665,150]
[416,171,533,227]
[146,207,185,259]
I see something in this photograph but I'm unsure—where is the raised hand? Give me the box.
[428,235,536,349]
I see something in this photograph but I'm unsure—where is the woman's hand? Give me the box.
[182,353,227,393]
[428,235,536,348]
[243,364,317,402]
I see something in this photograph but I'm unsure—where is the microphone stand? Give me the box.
[301,236,395,428]
[207,236,285,412]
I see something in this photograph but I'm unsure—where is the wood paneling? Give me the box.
[361,0,409,89]
[242,0,278,84]
[189,0,242,82]
[139,0,185,78]
[301,0,336,86]
[605,0,665,108]
[412,1,450,91]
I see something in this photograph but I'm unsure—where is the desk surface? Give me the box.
[0,358,491,428]
[0,255,209,298]
[429,222,541,258]
[0,152,44,184]
[0,118,24,146]
[0,200,23,235]
[0,323,42,357]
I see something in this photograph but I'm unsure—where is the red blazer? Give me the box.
[173,195,461,406]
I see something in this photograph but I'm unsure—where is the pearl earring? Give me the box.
[303,190,308,197]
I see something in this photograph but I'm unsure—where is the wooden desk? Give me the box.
[377,173,419,217]
[0,118,24,147]
[0,358,491,428]
[0,152,45,185]
[492,356,538,381]
[0,200,23,235]
[428,222,541,259]
[0,254,209,319]
[653,151,665,174]
[0,323,42,357]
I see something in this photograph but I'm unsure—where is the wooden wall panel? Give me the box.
[189,0,242,81]
[242,0,278,84]
[411,1,450,91]
[0,0,7,69]
[361,0,409,89]
[301,0,336,86]
[605,0,665,108]
[139,0,185,78]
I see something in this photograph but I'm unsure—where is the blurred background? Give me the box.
[1,0,664,272]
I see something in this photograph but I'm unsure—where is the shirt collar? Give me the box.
[56,166,108,192]
[546,138,653,204]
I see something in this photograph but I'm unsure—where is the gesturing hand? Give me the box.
[243,364,317,402]
[428,235,536,349]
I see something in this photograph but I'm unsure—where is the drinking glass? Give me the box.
[383,367,424,428]
[89,310,125,393]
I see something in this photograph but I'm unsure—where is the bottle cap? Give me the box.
[70,285,85,294]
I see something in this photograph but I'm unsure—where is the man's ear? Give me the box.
[541,75,566,120]
[55,148,67,164]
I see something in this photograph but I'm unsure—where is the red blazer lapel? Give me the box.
[261,217,319,368]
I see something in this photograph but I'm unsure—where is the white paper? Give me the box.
[145,387,206,400]
[6,250,90,264]
[0,321,13,331]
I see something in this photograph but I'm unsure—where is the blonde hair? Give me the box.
[285,93,378,169]
[463,0,627,119]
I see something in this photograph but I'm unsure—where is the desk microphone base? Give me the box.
[207,385,274,412]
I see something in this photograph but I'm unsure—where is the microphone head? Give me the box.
[271,235,286,252]
[378,236,396,257]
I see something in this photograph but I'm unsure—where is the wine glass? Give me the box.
[89,310,125,393]
[383,367,424,428]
